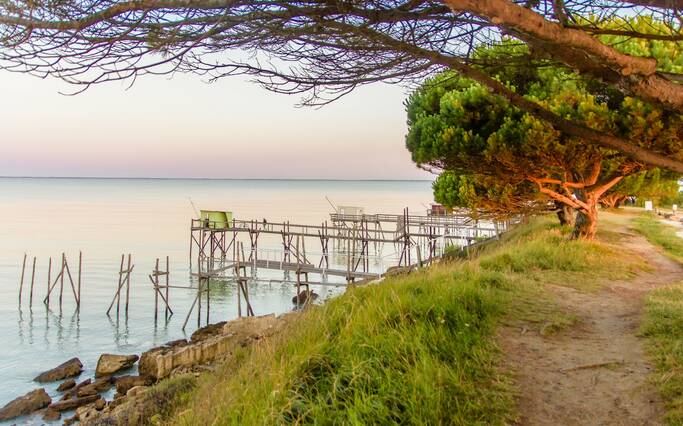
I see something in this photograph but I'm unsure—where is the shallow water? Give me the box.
[0,177,432,423]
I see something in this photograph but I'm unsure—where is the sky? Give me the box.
[0,70,432,180]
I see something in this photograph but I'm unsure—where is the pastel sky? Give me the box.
[0,70,432,180]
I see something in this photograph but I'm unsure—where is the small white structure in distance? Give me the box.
[338,206,365,216]
[645,200,654,211]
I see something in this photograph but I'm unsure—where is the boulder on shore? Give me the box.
[56,379,76,392]
[48,395,99,412]
[0,388,51,421]
[95,354,139,377]
[115,375,153,396]
[77,376,114,397]
[42,408,61,421]
[33,358,83,382]
[292,290,318,306]
[61,379,91,401]
[139,314,281,380]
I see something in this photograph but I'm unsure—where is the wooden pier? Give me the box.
[190,208,506,283]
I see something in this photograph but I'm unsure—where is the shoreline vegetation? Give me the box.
[635,215,683,425]
[128,213,663,425]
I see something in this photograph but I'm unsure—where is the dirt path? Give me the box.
[500,225,683,426]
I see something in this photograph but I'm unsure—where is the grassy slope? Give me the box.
[634,213,683,425]
[158,217,644,426]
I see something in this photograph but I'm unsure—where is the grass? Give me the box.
[632,214,683,265]
[154,216,645,426]
[641,283,683,425]
[633,212,683,424]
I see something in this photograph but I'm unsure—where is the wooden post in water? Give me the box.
[19,253,27,305]
[206,273,210,325]
[77,252,82,312]
[59,253,65,308]
[29,257,36,307]
[125,254,132,315]
[46,257,52,307]
[116,254,123,316]
[154,258,159,321]
[165,256,170,318]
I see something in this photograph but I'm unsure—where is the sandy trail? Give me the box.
[501,224,683,426]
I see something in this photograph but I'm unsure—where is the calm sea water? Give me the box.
[0,178,432,422]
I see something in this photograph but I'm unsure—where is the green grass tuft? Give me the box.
[642,283,683,425]
[633,214,683,265]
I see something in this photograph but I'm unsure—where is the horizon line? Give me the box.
[0,175,434,182]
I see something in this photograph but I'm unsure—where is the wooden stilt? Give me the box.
[46,257,52,307]
[77,252,82,311]
[154,258,159,321]
[19,253,27,305]
[206,276,210,325]
[165,256,170,318]
[29,257,36,307]
[59,253,65,308]
[125,254,131,315]
[116,255,123,316]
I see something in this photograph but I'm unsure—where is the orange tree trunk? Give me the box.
[572,194,599,240]
[555,201,575,227]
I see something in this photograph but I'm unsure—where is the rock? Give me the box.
[108,395,127,410]
[60,379,91,401]
[42,408,61,421]
[79,376,195,426]
[0,388,51,421]
[292,290,318,306]
[384,265,411,277]
[190,322,227,343]
[126,386,148,398]
[95,354,139,377]
[76,387,98,398]
[140,314,282,380]
[48,395,99,412]
[94,398,106,411]
[166,339,189,347]
[63,414,77,425]
[34,358,83,382]
[115,375,153,395]
[77,376,113,397]
[76,404,99,422]
[56,379,76,392]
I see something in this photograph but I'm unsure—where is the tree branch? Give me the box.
[443,0,683,113]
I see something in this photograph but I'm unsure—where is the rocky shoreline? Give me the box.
[0,313,290,425]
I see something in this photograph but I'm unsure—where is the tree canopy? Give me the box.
[2,2,683,171]
[405,53,683,238]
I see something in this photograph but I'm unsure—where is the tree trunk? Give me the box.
[572,195,598,240]
[614,196,627,208]
[555,201,575,227]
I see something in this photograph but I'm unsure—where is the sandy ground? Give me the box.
[500,216,683,426]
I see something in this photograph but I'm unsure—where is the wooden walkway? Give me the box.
[194,259,380,280]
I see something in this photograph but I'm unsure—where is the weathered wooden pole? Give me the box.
[19,253,27,305]
[125,254,131,315]
[189,220,193,266]
[206,275,210,325]
[29,256,36,307]
[154,258,159,321]
[77,252,82,310]
[59,253,65,308]
[116,254,124,316]
[46,257,52,307]
[165,256,170,318]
